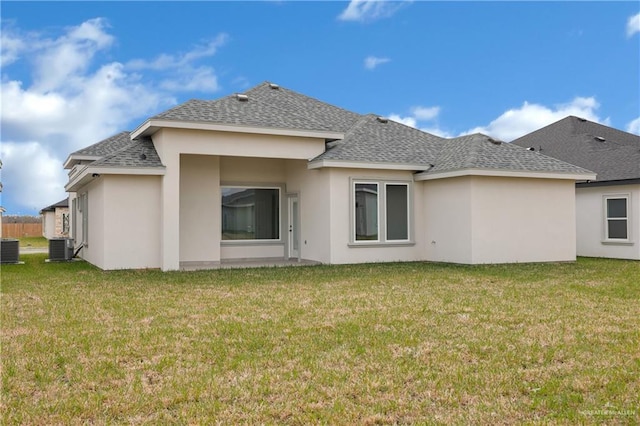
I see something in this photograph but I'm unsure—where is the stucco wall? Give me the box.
[576,184,639,260]
[285,160,331,263]
[324,168,426,265]
[423,177,473,264]
[98,175,162,269]
[180,155,220,263]
[469,176,576,264]
[81,178,105,268]
[42,211,56,239]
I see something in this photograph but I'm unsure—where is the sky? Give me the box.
[1,1,639,215]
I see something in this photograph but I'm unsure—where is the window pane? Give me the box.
[355,183,378,241]
[386,184,408,240]
[607,198,627,218]
[222,188,279,240]
[608,220,628,239]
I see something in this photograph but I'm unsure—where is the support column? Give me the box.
[161,149,181,271]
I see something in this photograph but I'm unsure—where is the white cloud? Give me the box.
[0,18,228,214]
[0,142,68,213]
[338,0,409,23]
[627,13,640,37]
[388,105,452,137]
[463,97,608,142]
[627,117,640,135]
[364,55,390,70]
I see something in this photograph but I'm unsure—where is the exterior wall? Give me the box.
[219,156,287,260]
[285,160,332,263]
[100,175,162,269]
[42,211,56,239]
[180,155,220,263]
[152,128,326,270]
[80,178,105,268]
[325,168,426,265]
[469,176,576,263]
[576,184,640,260]
[423,177,473,264]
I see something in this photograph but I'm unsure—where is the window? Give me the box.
[355,183,379,241]
[62,213,70,234]
[80,193,88,246]
[222,187,280,240]
[353,180,411,244]
[605,196,629,240]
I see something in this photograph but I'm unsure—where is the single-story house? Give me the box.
[64,82,595,271]
[40,198,70,239]
[512,116,640,260]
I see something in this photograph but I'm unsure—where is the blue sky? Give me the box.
[1,1,639,215]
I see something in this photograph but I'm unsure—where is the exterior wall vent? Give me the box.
[236,94,249,102]
[49,238,74,261]
[268,83,280,90]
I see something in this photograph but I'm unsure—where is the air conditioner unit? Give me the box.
[49,238,74,261]
[0,239,20,264]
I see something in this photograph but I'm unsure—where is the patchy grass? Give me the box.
[16,236,48,249]
[2,255,639,424]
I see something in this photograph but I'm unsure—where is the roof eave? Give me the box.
[63,154,101,169]
[414,168,597,181]
[308,159,431,171]
[65,165,166,192]
[131,119,344,141]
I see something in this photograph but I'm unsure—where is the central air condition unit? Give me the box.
[0,239,20,264]
[49,238,74,261]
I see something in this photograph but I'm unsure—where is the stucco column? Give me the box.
[160,149,181,271]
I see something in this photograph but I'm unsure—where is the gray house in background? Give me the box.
[40,198,70,239]
[512,116,640,260]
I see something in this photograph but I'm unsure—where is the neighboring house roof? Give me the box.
[40,198,69,213]
[511,116,640,182]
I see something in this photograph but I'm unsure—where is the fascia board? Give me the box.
[308,159,430,171]
[131,119,343,141]
[65,165,166,192]
[414,168,597,181]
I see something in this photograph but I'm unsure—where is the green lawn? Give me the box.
[2,255,638,424]
[16,236,48,249]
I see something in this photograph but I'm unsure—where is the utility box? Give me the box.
[49,238,74,261]
[0,239,20,264]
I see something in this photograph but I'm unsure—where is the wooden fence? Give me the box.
[2,223,43,238]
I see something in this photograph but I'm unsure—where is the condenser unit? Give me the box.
[49,238,74,261]
[0,239,20,264]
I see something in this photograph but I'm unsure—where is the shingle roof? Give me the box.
[246,82,362,132]
[425,134,594,175]
[91,137,163,168]
[69,131,133,158]
[511,116,640,181]
[152,93,336,133]
[312,115,444,166]
[40,198,69,212]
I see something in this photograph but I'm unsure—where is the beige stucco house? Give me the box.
[40,198,69,239]
[64,82,595,271]
[513,116,640,260]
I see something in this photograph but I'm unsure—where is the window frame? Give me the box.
[220,185,282,243]
[350,178,413,246]
[603,194,630,243]
[353,181,380,243]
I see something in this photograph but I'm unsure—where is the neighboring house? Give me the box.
[512,116,640,260]
[40,198,70,239]
[64,82,595,271]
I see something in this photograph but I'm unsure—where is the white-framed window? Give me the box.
[604,195,629,241]
[352,179,411,244]
[221,186,280,241]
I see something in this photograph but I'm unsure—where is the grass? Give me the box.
[1,255,639,424]
[15,236,48,249]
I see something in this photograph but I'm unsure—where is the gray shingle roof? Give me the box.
[91,137,163,168]
[312,115,444,166]
[40,198,68,212]
[152,94,337,133]
[69,131,133,157]
[246,82,362,132]
[425,134,594,175]
[511,116,640,181]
